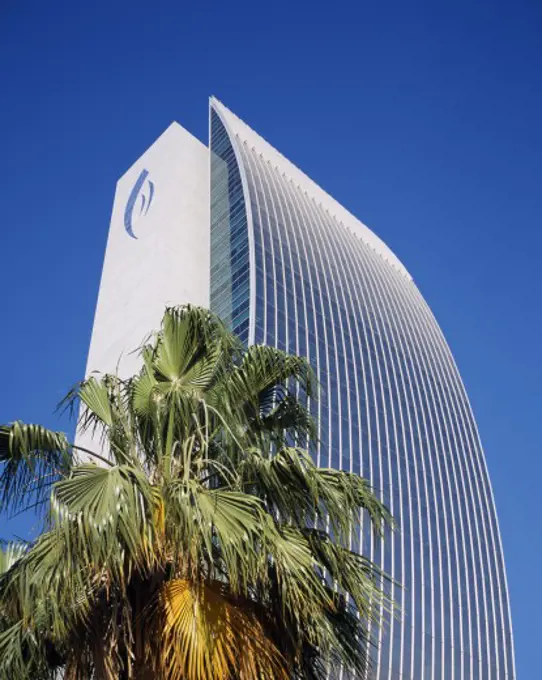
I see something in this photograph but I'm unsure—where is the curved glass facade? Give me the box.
[210,109,250,345]
[210,99,515,680]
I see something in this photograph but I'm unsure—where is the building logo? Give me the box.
[124,168,155,239]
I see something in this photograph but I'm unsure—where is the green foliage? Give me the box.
[0,422,71,516]
[0,305,395,679]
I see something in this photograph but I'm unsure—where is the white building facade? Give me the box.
[81,98,515,679]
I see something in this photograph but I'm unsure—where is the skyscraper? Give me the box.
[81,98,515,679]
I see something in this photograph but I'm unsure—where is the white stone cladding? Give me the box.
[76,122,209,452]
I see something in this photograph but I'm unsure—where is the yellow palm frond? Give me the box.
[153,579,288,680]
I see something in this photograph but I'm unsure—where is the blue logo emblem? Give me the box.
[124,169,155,239]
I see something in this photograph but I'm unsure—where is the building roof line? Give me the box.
[210,96,411,280]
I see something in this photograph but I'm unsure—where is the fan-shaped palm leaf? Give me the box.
[153,579,288,680]
[0,422,71,515]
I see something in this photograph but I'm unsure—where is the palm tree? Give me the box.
[0,305,394,680]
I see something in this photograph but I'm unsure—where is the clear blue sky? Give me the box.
[1,0,540,675]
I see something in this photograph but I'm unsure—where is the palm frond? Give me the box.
[0,620,54,680]
[0,422,71,516]
[77,377,114,427]
[259,394,317,444]
[165,478,265,591]
[68,374,138,465]
[239,345,316,399]
[149,306,239,386]
[53,463,158,574]
[263,522,334,624]
[153,579,288,680]
[239,446,393,543]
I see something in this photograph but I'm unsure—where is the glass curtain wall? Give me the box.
[209,100,515,680]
